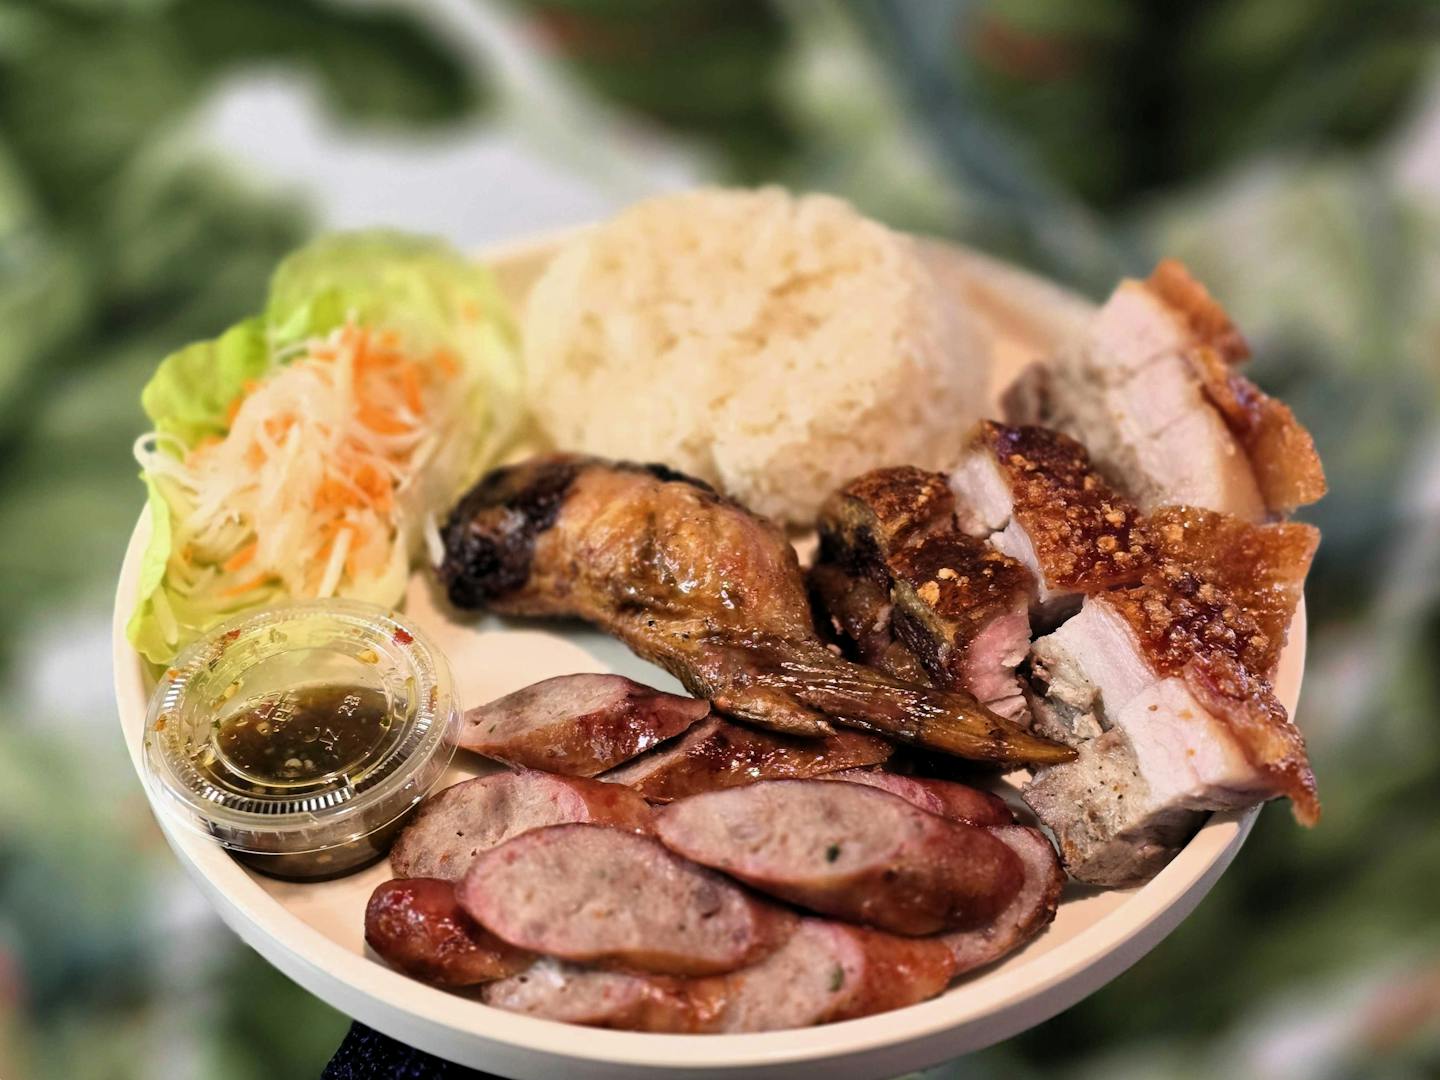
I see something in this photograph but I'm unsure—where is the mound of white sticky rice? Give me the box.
[522,187,991,524]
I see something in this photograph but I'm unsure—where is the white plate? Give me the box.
[112,233,1300,1079]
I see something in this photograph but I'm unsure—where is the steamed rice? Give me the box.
[522,187,991,523]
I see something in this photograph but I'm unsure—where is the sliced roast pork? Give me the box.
[364,878,533,987]
[459,824,794,976]
[813,466,1037,720]
[389,770,653,880]
[600,715,891,802]
[655,779,1023,935]
[1005,259,1325,519]
[949,422,1154,620]
[454,673,709,777]
[1024,550,1320,885]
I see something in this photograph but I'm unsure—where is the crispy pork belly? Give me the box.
[1148,506,1318,678]
[1005,260,1325,518]
[813,466,1036,719]
[1024,559,1319,885]
[948,422,1153,616]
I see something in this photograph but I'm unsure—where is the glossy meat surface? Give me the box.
[364,878,532,987]
[389,770,653,880]
[601,715,891,802]
[655,779,1024,935]
[458,823,794,976]
[814,464,1036,718]
[439,455,1073,766]
[454,673,709,777]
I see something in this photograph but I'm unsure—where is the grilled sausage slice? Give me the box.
[481,959,719,1032]
[482,919,955,1032]
[455,674,709,776]
[941,825,1065,974]
[708,918,956,1031]
[819,769,1014,827]
[459,823,793,976]
[601,716,891,802]
[656,780,1023,935]
[390,770,653,880]
[365,878,532,987]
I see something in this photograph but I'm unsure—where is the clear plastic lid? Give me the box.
[142,600,458,861]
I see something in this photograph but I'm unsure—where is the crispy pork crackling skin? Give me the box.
[949,422,1155,605]
[364,878,533,987]
[458,823,794,976]
[601,715,891,802]
[454,673,709,777]
[1004,259,1324,518]
[438,455,1073,766]
[389,770,653,880]
[655,779,1024,935]
[813,465,1036,720]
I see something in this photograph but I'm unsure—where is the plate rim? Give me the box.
[111,233,1296,1076]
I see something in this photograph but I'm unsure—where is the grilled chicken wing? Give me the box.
[437,455,1073,766]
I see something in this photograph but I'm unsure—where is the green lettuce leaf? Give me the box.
[127,230,522,664]
[139,315,270,444]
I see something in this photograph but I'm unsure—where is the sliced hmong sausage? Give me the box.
[365,878,532,987]
[390,770,652,880]
[655,780,1024,935]
[483,920,955,1033]
[459,824,794,976]
[941,825,1065,975]
[707,918,956,1031]
[481,958,721,1032]
[601,715,892,803]
[819,769,1014,827]
[455,674,710,777]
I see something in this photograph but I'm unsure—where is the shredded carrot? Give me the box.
[357,400,411,435]
[434,347,460,378]
[223,542,258,572]
[220,573,272,598]
[399,363,424,415]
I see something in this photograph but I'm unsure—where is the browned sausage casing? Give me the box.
[458,823,794,976]
[601,716,891,802]
[390,770,653,881]
[365,878,532,987]
[455,673,709,776]
[656,779,1024,935]
[818,768,1014,827]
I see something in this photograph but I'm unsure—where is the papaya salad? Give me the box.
[128,232,523,665]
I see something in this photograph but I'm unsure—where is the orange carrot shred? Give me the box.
[220,573,272,598]
[224,542,258,572]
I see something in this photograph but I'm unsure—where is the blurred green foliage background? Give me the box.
[2,1,1439,1077]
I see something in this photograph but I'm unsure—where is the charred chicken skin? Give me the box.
[437,455,1073,766]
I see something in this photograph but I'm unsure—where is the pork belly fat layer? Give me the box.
[948,422,1152,609]
[1006,260,1323,519]
[1022,581,1318,883]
